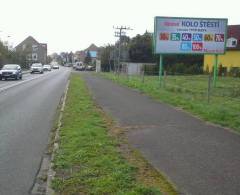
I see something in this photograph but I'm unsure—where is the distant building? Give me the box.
[85,43,99,59]
[74,50,86,62]
[204,25,240,73]
[15,36,47,65]
[75,44,99,63]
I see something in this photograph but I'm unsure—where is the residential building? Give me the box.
[204,25,240,73]
[74,44,99,63]
[74,50,86,62]
[15,36,47,65]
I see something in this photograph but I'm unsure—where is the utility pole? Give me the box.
[113,26,132,73]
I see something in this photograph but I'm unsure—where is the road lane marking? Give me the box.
[0,71,59,93]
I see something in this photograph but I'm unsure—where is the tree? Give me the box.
[0,41,28,69]
[47,55,53,64]
[84,50,92,65]
[0,41,9,67]
[128,32,155,63]
[99,44,114,71]
[68,52,74,63]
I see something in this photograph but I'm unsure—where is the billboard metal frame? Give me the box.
[153,16,228,87]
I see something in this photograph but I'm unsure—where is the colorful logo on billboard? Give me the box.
[215,34,224,42]
[193,34,203,41]
[171,33,180,41]
[180,42,192,51]
[159,33,169,40]
[192,42,203,51]
[182,33,192,41]
[204,34,214,41]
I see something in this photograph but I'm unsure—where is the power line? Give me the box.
[113,26,132,72]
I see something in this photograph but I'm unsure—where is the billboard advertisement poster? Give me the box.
[154,17,228,54]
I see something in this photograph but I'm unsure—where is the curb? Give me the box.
[30,80,70,195]
[46,80,70,195]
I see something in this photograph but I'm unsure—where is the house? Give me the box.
[74,50,85,62]
[204,25,240,74]
[85,43,99,59]
[15,36,47,65]
[74,44,99,63]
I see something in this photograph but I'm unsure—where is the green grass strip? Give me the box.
[52,74,162,195]
[100,73,240,133]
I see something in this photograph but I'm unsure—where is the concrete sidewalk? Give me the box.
[83,73,240,195]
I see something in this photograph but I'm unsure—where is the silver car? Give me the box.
[31,63,44,74]
[0,64,22,80]
[43,64,52,71]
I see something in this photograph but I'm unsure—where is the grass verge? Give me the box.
[52,73,177,195]
[100,73,240,133]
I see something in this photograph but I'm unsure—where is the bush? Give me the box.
[143,65,159,75]
[229,67,240,77]
[166,63,203,75]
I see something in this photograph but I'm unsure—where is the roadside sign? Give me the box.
[154,17,228,54]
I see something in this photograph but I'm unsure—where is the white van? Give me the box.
[75,62,85,71]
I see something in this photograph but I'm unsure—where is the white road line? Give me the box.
[0,72,56,93]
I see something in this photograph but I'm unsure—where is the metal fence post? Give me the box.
[207,74,211,103]
[163,70,167,88]
[213,54,218,87]
[142,65,145,83]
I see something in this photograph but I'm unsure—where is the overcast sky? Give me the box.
[0,0,239,54]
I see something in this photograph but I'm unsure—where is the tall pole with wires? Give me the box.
[113,26,132,73]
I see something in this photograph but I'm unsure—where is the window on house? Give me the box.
[232,40,237,46]
[22,44,26,50]
[227,38,238,47]
[32,45,38,51]
[32,53,38,60]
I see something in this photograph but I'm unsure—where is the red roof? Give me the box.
[227,25,240,50]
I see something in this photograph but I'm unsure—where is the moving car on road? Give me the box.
[0,64,22,80]
[52,64,60,69]
[43,64,52,71]
[31,63,44,74]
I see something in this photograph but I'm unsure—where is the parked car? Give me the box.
[43,64,52,71]
[0,64,22,80]
[52,64,60,69]
[65,63,72,67]
[76,65,85,71]
[72,63,77,69]
[75,62,85,71]
[31,63,44,74]
[86,65,95,71]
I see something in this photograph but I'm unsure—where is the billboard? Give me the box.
[154,17,228,54]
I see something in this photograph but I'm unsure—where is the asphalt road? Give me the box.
[0,67,70,195]
[84,73,240,195]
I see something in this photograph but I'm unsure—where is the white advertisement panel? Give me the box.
[154,17,228,54]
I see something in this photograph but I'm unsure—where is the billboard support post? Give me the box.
[154,16,227,88]
[159,54,163,87]
[213,54,218,87]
